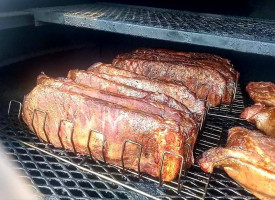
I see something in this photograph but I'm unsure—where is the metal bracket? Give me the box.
[87,129,106,163]
[121,140,142,177]
[8,100,22,122]
[195,82,210,100]
[31,108,50,143]
[159,151,186,193]
[57,119,76,153]
[219,81,237,109]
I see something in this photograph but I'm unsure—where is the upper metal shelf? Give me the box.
[32,3,275,56]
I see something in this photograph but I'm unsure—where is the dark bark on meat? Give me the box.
[198,127,275,200]
[112,58,228,106]
[117,48,238,83]
[22,84,187,181]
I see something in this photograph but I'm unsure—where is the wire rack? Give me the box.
[31,3,275,56]
[0,84,257,200]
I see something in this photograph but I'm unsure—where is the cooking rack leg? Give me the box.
[8,100,22,122]
[218,81,237,111]
[87,129,106,163]
[31,108,50,143]
[159,150,187,193]
[195,82,210,100]
[57,119,76,153]
[121,140,143,177]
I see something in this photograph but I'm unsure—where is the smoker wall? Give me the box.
[0,15,275,106]
[1,24,274,80]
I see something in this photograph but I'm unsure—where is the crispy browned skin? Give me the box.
[198,127,275,199]
[240,103,275,137]
[112,58,228,106]
[68,69,205,116]
[246,82,275,106]
[22,84,186,181]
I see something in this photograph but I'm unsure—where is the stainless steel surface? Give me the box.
[0,11,33,30]
[0,84,257,200]
[32,3,275,56]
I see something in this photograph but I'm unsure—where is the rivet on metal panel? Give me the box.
[159,151,186,193]
[31,108,50,143]
[57,119,76,153]
[87,129,106,163]
[121,140,142,177]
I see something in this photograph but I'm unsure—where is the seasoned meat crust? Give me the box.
[114,48,239,106]
[240,103,275,137]
[246,82,275,106]
[113,58,228,106]
[117,48,239,83]
[22,83,186,181]
[68,69,205,117]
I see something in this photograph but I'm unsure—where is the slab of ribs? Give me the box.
[113,48,239,107]
[22,48,238,182]
[198,127,275,200]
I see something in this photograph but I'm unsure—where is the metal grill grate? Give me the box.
[0,84,257,200]
[32,3,275,56]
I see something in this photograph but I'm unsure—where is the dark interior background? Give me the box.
[0,0,274,106]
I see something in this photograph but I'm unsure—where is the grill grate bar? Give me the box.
[2,133,161,200]
[31,3,275,56]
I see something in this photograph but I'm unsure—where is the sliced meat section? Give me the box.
[198,127,275,200]
[68,70,205,116]
[246,82,275,106]
[240,103,275,137]
[22,84,185,181]
[112,59,228,106]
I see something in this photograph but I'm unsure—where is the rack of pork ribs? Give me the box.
[20,48,239,191]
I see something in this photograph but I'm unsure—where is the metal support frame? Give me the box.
[31,3,275,56]
[57,119,76,153]
[159,150,187,193]
[87,129,106,163]
[219,81,237,109]
[121,140,143,176]
[195,82,210,100]
[31,108,50,143]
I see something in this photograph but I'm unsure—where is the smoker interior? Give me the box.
[1,3,275,199]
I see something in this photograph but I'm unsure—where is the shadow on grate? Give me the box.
[0,84,256,200]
